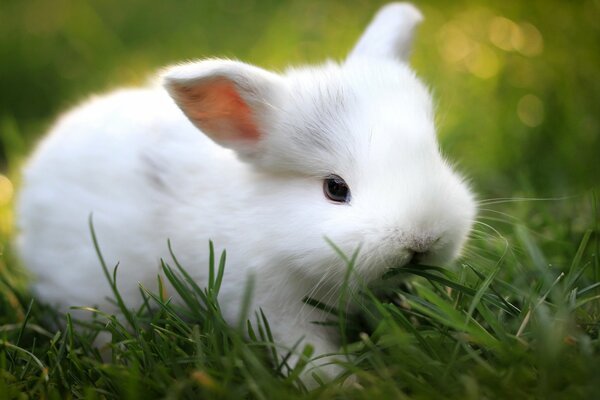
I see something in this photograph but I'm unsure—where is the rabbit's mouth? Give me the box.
[348,248,414,283]
[353,238,458,283]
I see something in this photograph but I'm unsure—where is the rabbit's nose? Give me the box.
[409,235,438,251]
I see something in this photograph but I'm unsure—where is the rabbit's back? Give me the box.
[16,87,231,311]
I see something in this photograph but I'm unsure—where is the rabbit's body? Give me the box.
[18,86,305,321]
[19,87,227,307]
[18,3,476,384]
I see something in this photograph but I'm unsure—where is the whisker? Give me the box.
[321,280,343,314]
[478,208,523,222]
[299,268,335,316]
[477,195,575,206]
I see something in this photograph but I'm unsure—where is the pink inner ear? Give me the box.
[173,78,261,142]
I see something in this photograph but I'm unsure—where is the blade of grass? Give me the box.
[88,215,137,331]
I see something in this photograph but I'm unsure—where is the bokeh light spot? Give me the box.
[516,23,544,56]
[489,17,521,51]
[489,17,543,57]
[517,94,545,127]
[438,22,474,64]
[0,175,14,206]
[465,45,501,79]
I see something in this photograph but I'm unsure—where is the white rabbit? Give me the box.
[17,3,475,385]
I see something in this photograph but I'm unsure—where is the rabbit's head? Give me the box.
[163,3,475,284]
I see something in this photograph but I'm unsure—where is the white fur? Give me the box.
[17,3,475,385]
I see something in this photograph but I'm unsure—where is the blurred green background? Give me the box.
[0,0,599,239]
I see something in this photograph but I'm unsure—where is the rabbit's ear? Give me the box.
[163,60,284,158]
[347,3,423,63]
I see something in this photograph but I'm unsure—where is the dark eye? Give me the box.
[323,174,350,204]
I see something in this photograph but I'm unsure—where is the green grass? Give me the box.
[1,0,599,399]
[0,200,598,399]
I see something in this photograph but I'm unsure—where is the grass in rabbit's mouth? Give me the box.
[0,196,599,399]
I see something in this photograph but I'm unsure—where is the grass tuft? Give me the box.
[0,200,599,399]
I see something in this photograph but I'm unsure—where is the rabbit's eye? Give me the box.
[323,175,350,204]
